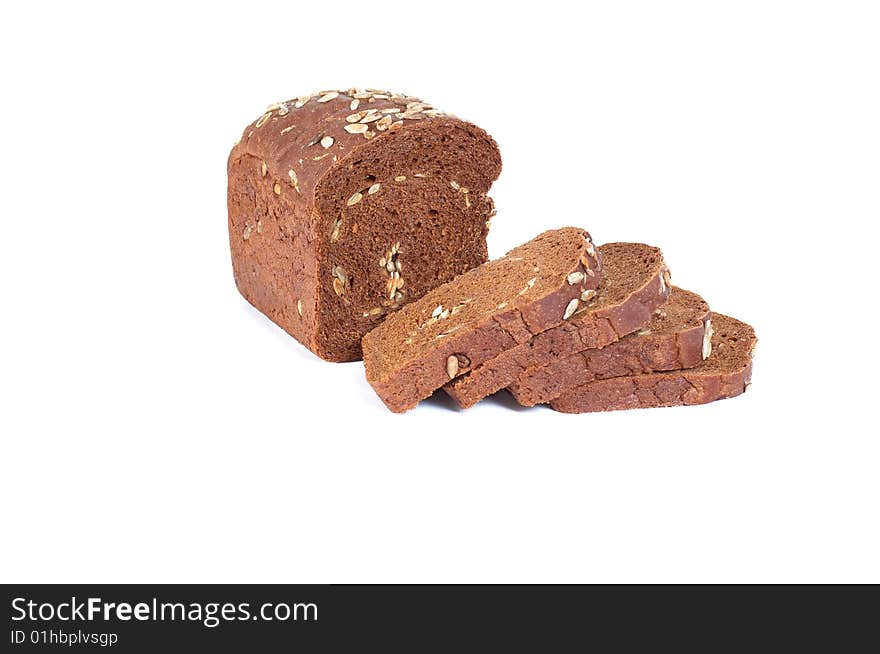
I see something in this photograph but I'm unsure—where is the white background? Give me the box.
[2,1,878,583]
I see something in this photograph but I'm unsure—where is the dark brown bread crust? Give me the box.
[228,89,502,362]
[550,313,755,413]
[443,243,670,408]
[362,228,602,413]
[509,287,710,406]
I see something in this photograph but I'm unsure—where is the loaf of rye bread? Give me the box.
[443,242,671,408]
[362,228,602,413]
[228,89,502,362]
[508,287,711,406]
[550,313,755,413]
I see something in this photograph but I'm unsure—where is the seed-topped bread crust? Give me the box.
[549,313,756,413]
[443,242,670,408]
[509,287,710,406]
[228,88,502,362]
[362,228,602,412]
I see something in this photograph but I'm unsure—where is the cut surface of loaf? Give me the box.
[550,313,756,413]
[443,242,670,409]
[362,228,602,412]
[228,88,502,362]
[509,287,710,406]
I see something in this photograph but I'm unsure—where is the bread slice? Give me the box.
[362,228,602,412]
[443,242,670,409]
[550,313,755,413]
[228,88,502,362]
[509,287,710,406]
